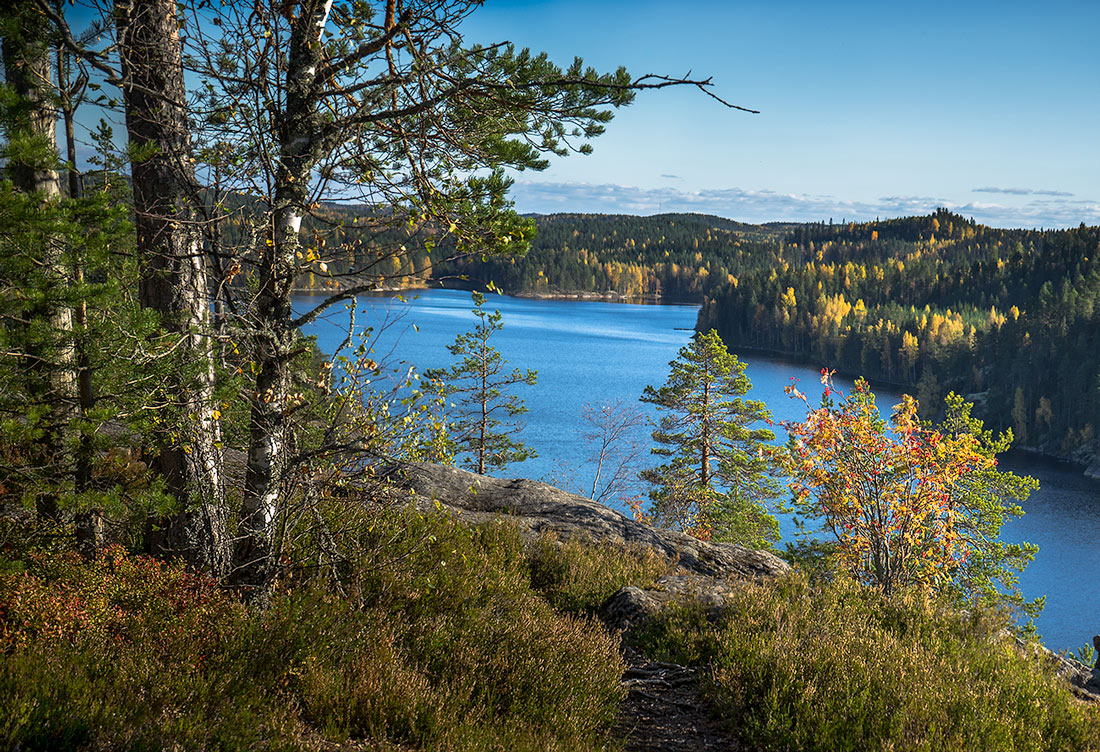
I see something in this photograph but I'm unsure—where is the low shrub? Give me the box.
[0,543,261,750]
[526,532,673,613]
[0,511,627,751]
[636,572,1099,752]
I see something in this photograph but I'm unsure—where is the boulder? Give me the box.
[600,573,743,634]
[1085,459,1100,481]
[386,462,790,580]
[601,586,666,634]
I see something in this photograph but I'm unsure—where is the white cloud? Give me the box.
[509,181,1099,229]
[973,186,1075,197]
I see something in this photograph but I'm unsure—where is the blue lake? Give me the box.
[296,288,1100,654]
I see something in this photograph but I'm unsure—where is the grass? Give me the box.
[634,571,1100,752]
[0,510,639,751]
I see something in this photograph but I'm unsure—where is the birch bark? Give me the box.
[235,0,335,594]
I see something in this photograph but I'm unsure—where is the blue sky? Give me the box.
[460,0,1100,227]
[65,0,1099,228]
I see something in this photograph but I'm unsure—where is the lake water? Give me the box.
[296,288,1100,654]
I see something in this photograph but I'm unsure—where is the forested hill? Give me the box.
[431,212,786,300]
[698,208,1100,462]
[293,203,1100,461]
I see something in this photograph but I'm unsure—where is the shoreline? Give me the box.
[292,279,701,306]
[714,344,1100,481]
[289,284,1100,479]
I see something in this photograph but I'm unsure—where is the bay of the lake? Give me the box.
[296,288,1100,654]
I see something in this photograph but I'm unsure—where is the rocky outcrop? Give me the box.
[387,462,789,646]
[1013,635,1100,702]
[389,462,1100,709]
[387,462,790,581]
[599,573,743,635]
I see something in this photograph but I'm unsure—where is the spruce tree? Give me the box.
[640,329,779,547]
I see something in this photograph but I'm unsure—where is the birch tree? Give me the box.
[17,0,751,594]
[579,399,647,505]
[180,0,743,593]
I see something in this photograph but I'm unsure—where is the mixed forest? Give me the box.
[418,209,1100,463]
[3,0,1100,748]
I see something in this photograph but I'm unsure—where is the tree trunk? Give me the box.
[53,23,103,557]
[235,0,333,597]
[700,364,711,488]
[2,0,74,520]
[115,0,228,577]
[479,351,488,475]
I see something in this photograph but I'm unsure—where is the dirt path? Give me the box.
[613,646,743,752]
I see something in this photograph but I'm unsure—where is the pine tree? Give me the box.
[640,329,779,546]
[2,0,71,520]
[114,0,228,576]
[0,102,169,556]
[426,293,537,475]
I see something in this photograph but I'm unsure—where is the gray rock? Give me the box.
[600,573,744,634]
[1085,459,1100,481]
[602,586,666,634]
[1013,634,1100,702]
[386,462,790,580]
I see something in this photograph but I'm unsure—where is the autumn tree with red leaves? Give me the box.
[784,370,1039,614]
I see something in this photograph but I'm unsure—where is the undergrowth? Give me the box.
[635,572,1100,752]
[0,511,634,751]
[9,506,1092,752]
[526,532,672,614]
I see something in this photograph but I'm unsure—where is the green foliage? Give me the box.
[934,392,1040,617]
[639,329,780,546]
[701,210,1100,457]
[784,376,1038,615]
[0,175,174,520]
[1072,642,1097,668]
[636,573,1099,752]
[426,292,538,474]
[190,0,648,299]
[525,532,673,614]
[0,510,626,751]
[436,212,779,299]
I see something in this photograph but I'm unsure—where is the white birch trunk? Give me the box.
[236,0,334,595]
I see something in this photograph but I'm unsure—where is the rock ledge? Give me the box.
[388,462,790,581]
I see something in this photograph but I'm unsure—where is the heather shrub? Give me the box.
[0,544,241,652]
[0,510,626,751]
[636,572,1100,752]
[526,531,673,613]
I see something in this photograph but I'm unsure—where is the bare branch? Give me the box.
[34,0,120,85]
